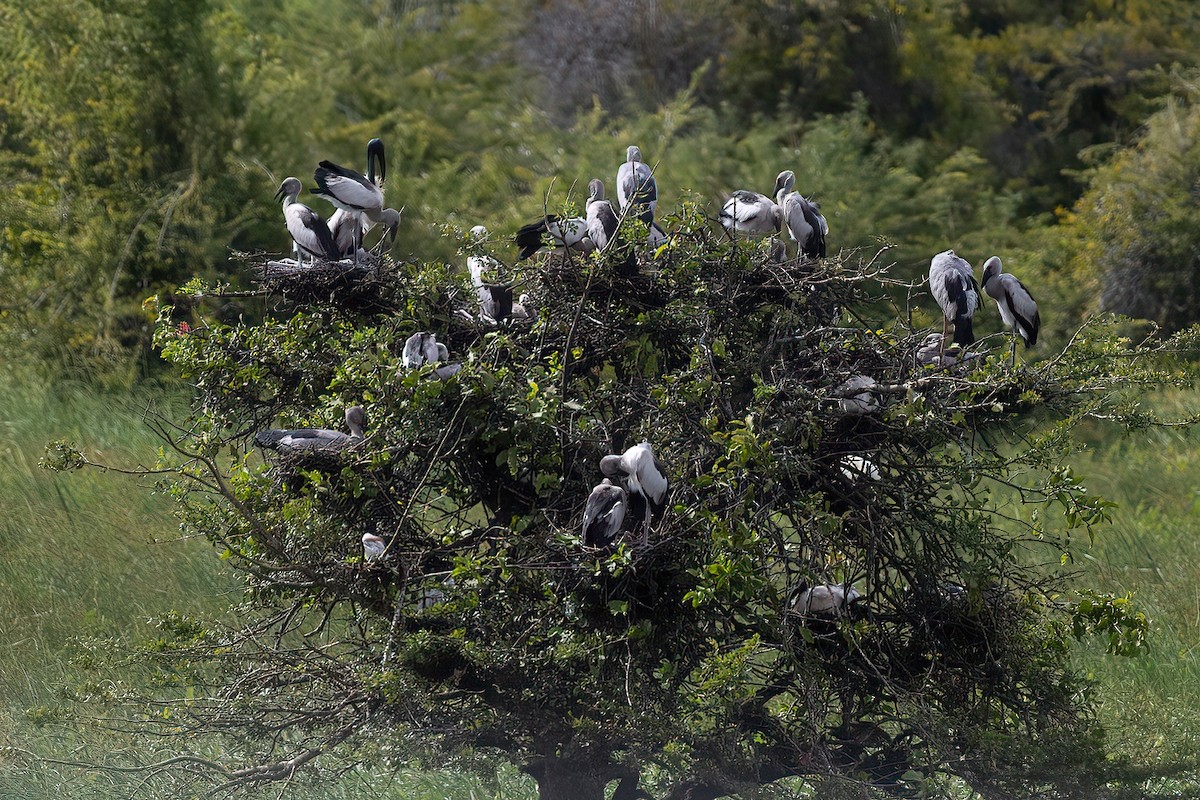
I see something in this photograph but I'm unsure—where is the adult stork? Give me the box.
[581,478,628,547]
[791,583,864,618]
[599,442,669,544]
[774,170,828,259]
[616,145,657,224]
[928,249,980,355]
[255,405,366,452]
[514,215,593,260]
[326,138,389,258]
[586,178,620,253]
[274,177,339,265]
[311,139,389,258]
[719,189,781,238]
[981,256,1040,365]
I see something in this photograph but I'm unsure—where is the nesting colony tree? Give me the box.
[58,206,1194,799]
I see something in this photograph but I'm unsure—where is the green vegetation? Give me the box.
[4,0,1200,797]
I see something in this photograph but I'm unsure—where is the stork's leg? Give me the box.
[1010,331,1018,368]
[939,316,949,360]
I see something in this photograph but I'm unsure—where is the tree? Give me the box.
[46,211,1196,799]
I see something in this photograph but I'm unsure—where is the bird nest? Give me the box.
[253,253,404,314]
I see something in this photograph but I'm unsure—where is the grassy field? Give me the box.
[1,367,1199,797]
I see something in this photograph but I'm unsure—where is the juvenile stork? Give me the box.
[361,531,388,562]
[616,145,657,224]
[274,177,339,265]
[467,225,513,321]
[928,250,980,355]
[791,583,864,618]
[719,189,781,237]
[581,478,628,547]
[774,170,827,259]
[402,331,460,379]
[599,442,669,544]
[255,405,366,453]
[981,256,1040,365]
[586,178,620,252]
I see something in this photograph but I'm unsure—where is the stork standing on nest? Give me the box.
[586,178,620,253]
[928,249,980,359]
[719,188,781,238]
[514,214,593,260]
[981,256,1040,366]
[581,478,628,547]
[274,177,339,266]
[327,138,387,258]
[255,405,366,453]
[792,583,864,618]
[600,443,669,545]
[774,170,827,259]
[312,139,399,263]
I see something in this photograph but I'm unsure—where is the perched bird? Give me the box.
[311,140,394,260]
[581,478,628,547]
[586,178,620,252]
[838,455,881,482]
[467,226,514,322]
[719,189,781,237]
[274,177,339,265]
[616,145,657,224]
[916,333,982,368]
[514,215,594,260]
[834,375,879,416]
[792,583,864,618]
[774,170,828,259]
[928,250,980,353]
[980,256,1040,365]
[599,442,669,544]
[402,332,460,379]
[255,405,367,453]
[326,140,385,257]
[361,531,387,562]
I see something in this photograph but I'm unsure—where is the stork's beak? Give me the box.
[368,138,386,186]
[273,184,285,202]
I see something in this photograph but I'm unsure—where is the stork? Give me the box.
[274,177,339,265]
[774,170,827,259]
[581,478,628,547]
[792,583,864,618]
[255,405,366,453]
[361,531,387,562]
[981,256,1040,366]
[928,250,980,357]
[719,189,782,238]
[402,332,460,379]
[616,145,657,224]
[834,375,879,416]
[514,215,593,260]
[311,139,391,261]
[327,138,391,259]
[586,178,620,253]
[599,442,669,544]
[467,225,513,322]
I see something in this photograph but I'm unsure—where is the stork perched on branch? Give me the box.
[928,250,980,357]
[981,256,1040,366]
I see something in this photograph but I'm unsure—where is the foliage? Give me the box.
[48,206,1200,799]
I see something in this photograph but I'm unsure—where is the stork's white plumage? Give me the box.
[981,256,1040,365]
[719,189,781,237]
[514,215,593,260]
[402,332,460,379]
[774,170,827,259]
[581,478,628,548]
[834,375,879,416]
[586,179,620,252]
[361,532,387,562]
[928,250,980,352]
[616,145,657,224]
[599,442,668,544]
[467,225,511,321]
[792,584,863,618]
[274,177,339,265]
[838,456,881,482]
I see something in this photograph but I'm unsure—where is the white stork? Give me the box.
[361,531,387,562]
[586,178,620,252]
[774,170,827,259]
[514,215,594,260]
[616,145,657,224]
[981,256,1040,365]
[255,405,366,452]
[928,250,980,354]
[274,177,339,265]
[599,442,669,544]
[581,478,628,548]
[719,189,782,237]
[792,583,863,618]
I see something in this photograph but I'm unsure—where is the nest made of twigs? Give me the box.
[254,254,404,314]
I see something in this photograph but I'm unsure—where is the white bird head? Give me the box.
[599,454,624,477]
[626,145,642,163]
[361,531,387,562]
[345,405,367,437]
[774,170,796,198]
[981,255,1003,286]
[274,177,303,205]
[469,225,488,241]
[587,178,606,204]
